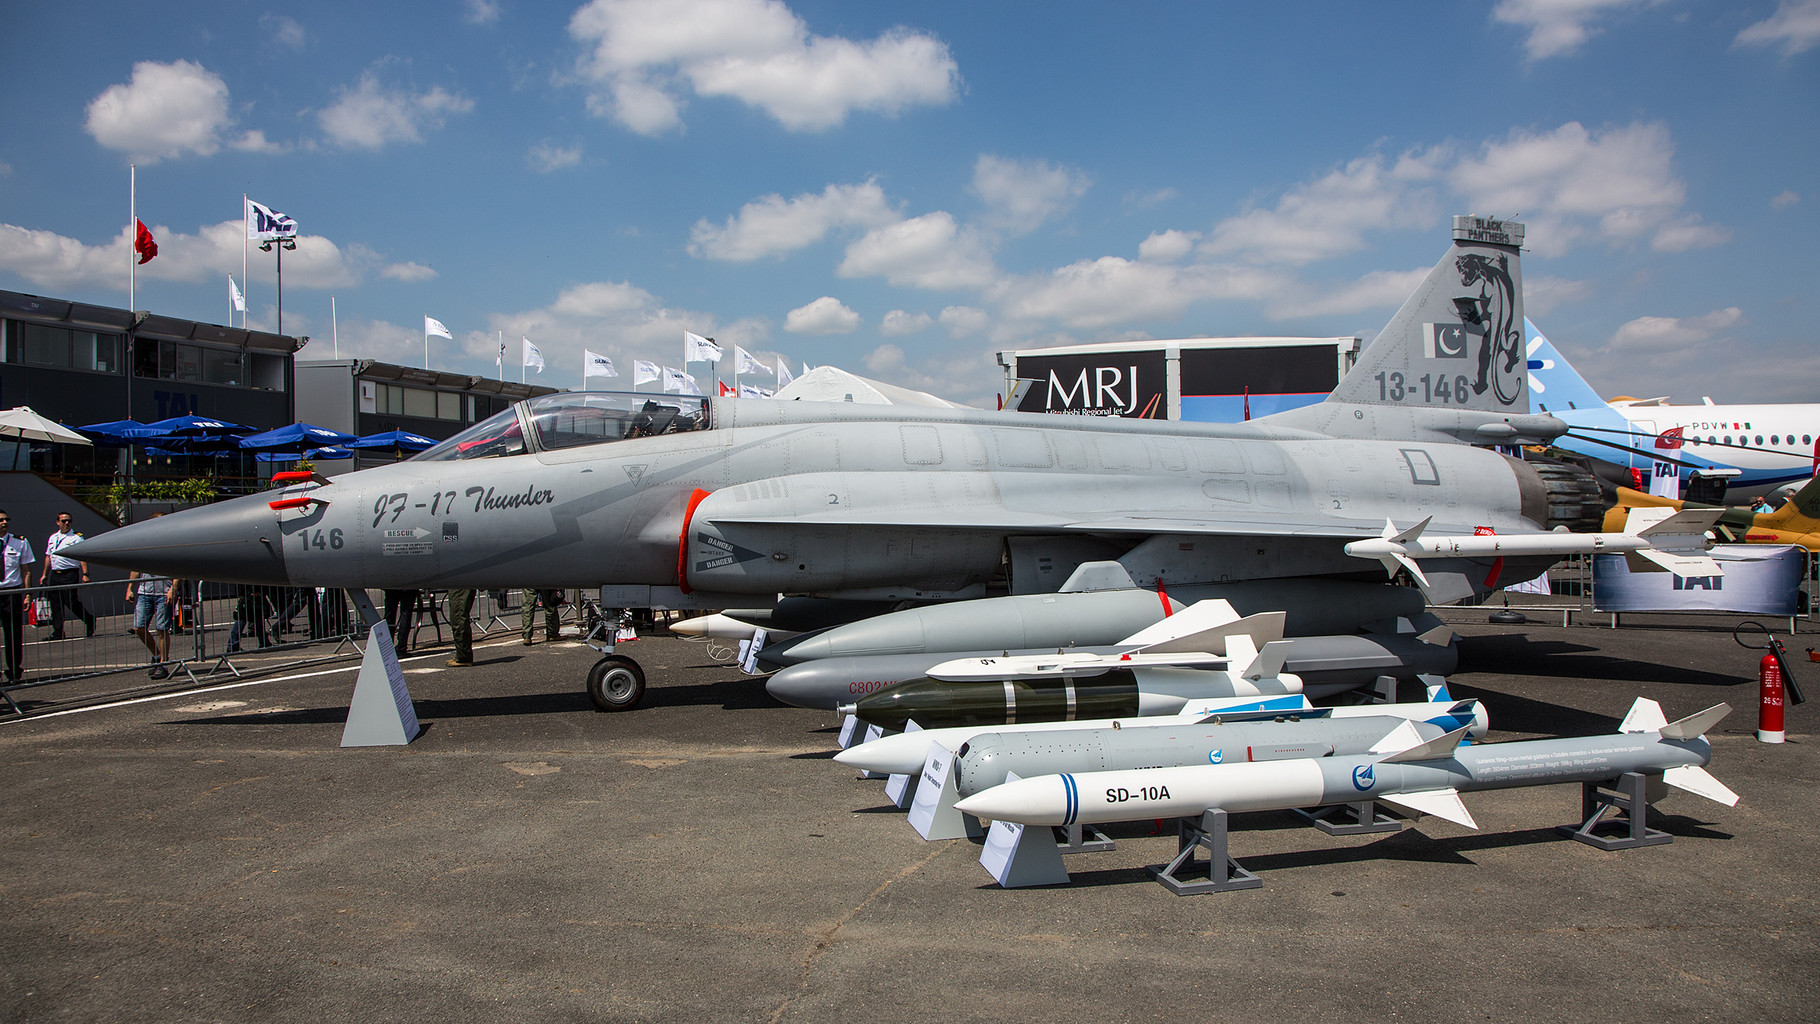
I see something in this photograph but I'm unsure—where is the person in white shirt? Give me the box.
[0,510,37,683]
[39,511,96,640]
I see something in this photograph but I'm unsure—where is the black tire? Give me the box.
[586,655,646,712]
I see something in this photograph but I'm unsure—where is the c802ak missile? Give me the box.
[950,704,1487,798]
[833,698,1488,777]
[953,698,1738,829]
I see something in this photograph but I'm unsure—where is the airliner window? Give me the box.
[415,408,528,461]
[526,393,710,452]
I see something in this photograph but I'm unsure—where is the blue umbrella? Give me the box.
[78,419,157,445]
[239,422,358,452]
[346,429,437,453]
[255,446,354,463]
[141,413,253,436]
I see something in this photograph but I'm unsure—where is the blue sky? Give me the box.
[2,0,1816,407]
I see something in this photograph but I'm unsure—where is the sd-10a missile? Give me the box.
[950,709,1482,798]
[952,699,1738,829]
[833,697,1489,778]
[765,630,1456,709]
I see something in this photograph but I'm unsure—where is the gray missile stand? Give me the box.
[340,590,421,747]
[1292,801,1403,836]
[1054,822,1116,854]
[1147,810,1262,895]
[1556,771,1673,850]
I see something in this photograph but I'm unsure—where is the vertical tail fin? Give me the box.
[1327,216,1528,414]
[1760,476,1820,528]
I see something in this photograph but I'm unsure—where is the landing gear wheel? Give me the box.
[587,654,646,712]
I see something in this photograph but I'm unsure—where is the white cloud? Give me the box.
[838,211,998,290]
[1608,308,1745,352]
[691,180,898,260]
[996,258,1282,332]
[380,262,438,282]
[261,14,308,51]
[879,309,932,336]
[970,154,1090,235]
[567,0,959,134]
[1200,149,1443,265]
[551,280,660,317]
[464,0,502,25]
[1267,266,1433,320]
[784,295,860,334]
[0,219,355,291]
[318,71,475,149]
[1449,121,1710,256]
[1771,189,1802,209]
[528,141,583,172]
[1736,0,1820,55]
[1137,229,1198,263]
[937,305,988,337]
[1491,0,1648,60]
[85,60,239,163]
[1523,275,1595,316]
[1650,214,1731,253]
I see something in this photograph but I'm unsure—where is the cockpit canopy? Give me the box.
[414,392,711,462]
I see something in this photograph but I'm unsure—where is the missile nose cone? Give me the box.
[765,663,842,710]
[69,492,289,585]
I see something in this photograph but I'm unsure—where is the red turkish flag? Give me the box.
[134,219,158,264]
[1655,426,1684,449]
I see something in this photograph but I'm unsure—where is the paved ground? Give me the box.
[2,612,1816,1023]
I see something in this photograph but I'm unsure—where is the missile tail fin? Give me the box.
[1379,788,1478,829]
[1619,697,1669,734]
[1662,765,1740,807]
[1422,674,1452,700]
[1660,702,1733,740]
[1379,723,1473,764]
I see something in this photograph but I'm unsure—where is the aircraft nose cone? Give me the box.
[69,492,289,585]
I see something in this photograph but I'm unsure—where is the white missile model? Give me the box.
[839,599,1333,730]
[953,698,1737,829]
[834,697,1488,778]
[1344,506,1724,589]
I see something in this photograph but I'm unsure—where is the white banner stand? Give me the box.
[906,744,982,841]
[341,592,419,747]
[980,773,1070,888]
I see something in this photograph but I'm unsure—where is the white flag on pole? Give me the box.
[739,383,774,399]
[496,335,506,368]
[584,350,617,378]
[735,345,768,375]
[228,275,245,312]
[246,198,298,240]
[775,359,794,387]
[663,366,700,395]
[633,359,660,386]
[683,331,722,363]
[424,316,453,339]
[523,337,544,372]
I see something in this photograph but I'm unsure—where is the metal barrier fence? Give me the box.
[0,581,593,714]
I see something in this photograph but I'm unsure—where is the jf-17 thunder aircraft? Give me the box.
[71,216,1721,711]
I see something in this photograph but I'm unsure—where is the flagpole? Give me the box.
[424,319,429,370]
[241,195,249,328]
[332,296,339,359]
[128,164,136,311]
[498,331,504,382]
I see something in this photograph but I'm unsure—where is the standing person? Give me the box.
[383,588,419,656]
[127,569,176,679]
[226,584,271,653]
[39,512,96,640]
[126,513,173,679]
[520,588,562,645]
[445,588,474,666]
[0,511,34,683]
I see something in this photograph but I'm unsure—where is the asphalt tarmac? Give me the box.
[3,612,1816,1023]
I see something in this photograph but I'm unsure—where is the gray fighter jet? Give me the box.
[70,216,1716,711]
